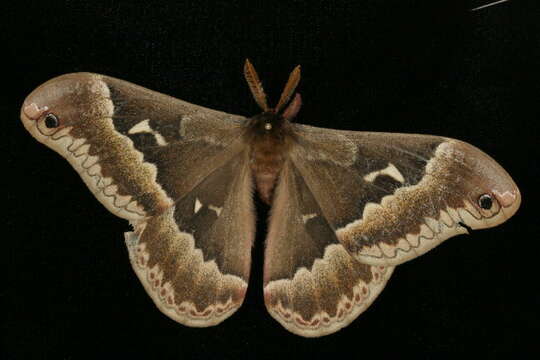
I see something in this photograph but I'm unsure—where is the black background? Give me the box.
[4,0,538,358]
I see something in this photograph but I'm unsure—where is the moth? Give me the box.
[20,60,520,337]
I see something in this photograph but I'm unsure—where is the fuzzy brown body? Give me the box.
[247,113,293,204]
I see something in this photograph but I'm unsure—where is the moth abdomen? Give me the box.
[250,140,288,204]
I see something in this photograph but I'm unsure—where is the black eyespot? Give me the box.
[44,113,59,128]
[478,194,493,210]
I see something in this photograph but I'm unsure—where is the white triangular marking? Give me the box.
[194,198,202,214]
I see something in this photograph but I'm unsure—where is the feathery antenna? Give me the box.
[244,59,302,115]
[275,65,301,113]
[244,59,269,112]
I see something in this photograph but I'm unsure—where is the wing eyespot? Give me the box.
[36,111,65,136]
[44,113,60,128]
[478,194,493,210]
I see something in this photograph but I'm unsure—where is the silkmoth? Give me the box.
[20,60,520,337]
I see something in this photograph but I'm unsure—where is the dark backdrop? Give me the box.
[4,0,538,358]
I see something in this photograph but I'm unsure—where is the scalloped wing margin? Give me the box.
[263,161,393,337]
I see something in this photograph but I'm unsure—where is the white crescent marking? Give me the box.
[128,119,169,146]
[363,163,405,184]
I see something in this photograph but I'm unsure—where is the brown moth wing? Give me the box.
[21,73,248,220]
[125,150,254,326]
[264,160,394,337]
[290,124,521,267]
[20,73,255,326]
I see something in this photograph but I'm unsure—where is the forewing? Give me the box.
[21,73,248,220]
[263,160,393,337]
[21,73,255,325]
[290,124,521,266]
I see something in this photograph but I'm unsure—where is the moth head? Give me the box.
[244,59,302,129]
[250,111,286,135]
[21,73,112,143]
[441,140,521,228]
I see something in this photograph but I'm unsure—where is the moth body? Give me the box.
[247,112,294,204]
